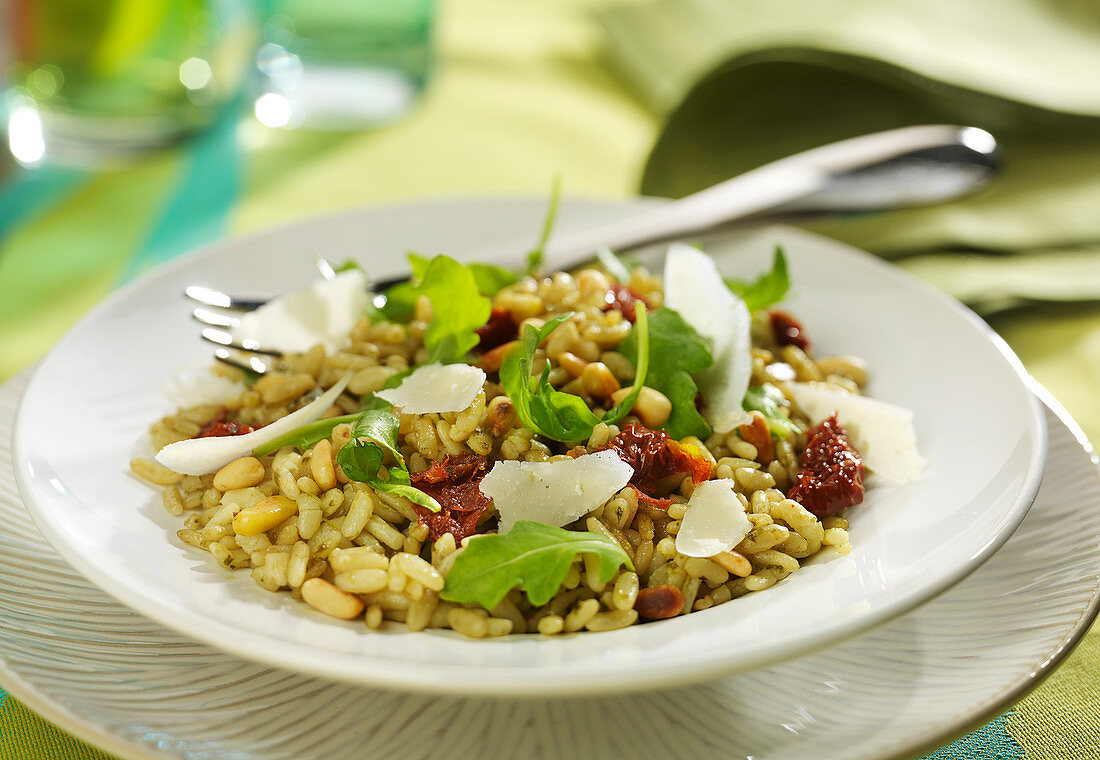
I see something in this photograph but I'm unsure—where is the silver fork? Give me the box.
[188,124,999,375]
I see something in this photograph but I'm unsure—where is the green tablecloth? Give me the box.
[2,0,1099,757]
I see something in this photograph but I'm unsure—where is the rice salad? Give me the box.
[131,240,922,639]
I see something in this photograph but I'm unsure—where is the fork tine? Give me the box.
[185,285,267,312]
[192,307,240,328]
[200,328,284,357]
[213,348,272,376]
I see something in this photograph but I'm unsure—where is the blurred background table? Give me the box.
[2,0,1099,757]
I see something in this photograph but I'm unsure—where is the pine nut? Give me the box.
[301,578,365,619]
[478,341,518,374]
[558,351,589,378]
[584,609,638,632]
[130,458,183,486]
[348,366,397,396]
[233,495,298,536]
[581,362,620,399]
[576,269,611,299]
[261,373,316,405]
[609,386,672,428]
[634,585,683,619]
[711,550,753,577]
[213,457,266,491]
[486,395,517,436]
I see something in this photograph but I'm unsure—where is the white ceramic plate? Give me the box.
[12,199,1046,695]
[1,373,1092,760]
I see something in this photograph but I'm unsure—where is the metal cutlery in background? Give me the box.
[188,123,999,373]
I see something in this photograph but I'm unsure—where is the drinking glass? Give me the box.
[253,0,435,130]
[2,0,257,166]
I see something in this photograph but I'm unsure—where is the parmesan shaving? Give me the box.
[375,363,486,414]
[155,374,351,475]
[675,480,752,558]
[663,243,752,432]
[234,269,368,354]
[479,450,634,534]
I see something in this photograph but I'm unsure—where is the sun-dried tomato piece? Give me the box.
[787,413,864,518]
[410,454,493,542]
[666,439,712,484]
[196,408,259,438]
[603,283,645,323]
[475,308,519,353]
[770,310,812,352]
[599,423,711,504]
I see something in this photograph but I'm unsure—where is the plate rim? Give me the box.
[0,371,1092,760]
[11,196,1048,695]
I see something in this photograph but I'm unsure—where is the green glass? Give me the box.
[3,0,256,164]
[254,0,435,130]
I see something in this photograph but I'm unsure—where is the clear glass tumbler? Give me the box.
[2,0,257,166]
[253,0,435,131]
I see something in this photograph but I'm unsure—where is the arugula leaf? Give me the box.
[525,176,562,275]
[336,409,441,512]
[440,521,633,610]
[418,265,490,363]
[393,254,493,364]
[469,262,519,296]
[379,279,419,322]
[604,304,649,423]
[379,254,493,361]
[596,245,632,283]
[500,307,648,443]
[500,314,602,443]
[383,254,516,325]
[251,393,396,458]
[252,414,359,458]
[619,308,712,441]
[724,245,789,312]
[742,383,802,437]
[377,253,443,323]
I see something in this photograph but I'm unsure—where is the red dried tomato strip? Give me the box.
[787,413,864,518]
[475,308,519,353]
[629,485,674,509]
[599,423,711,505]
[410,454,493,542]
[770,309,811,352]
[196,408,258,438]
[602,283,645,323]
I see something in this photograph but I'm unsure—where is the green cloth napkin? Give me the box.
[599,0,1100,311]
